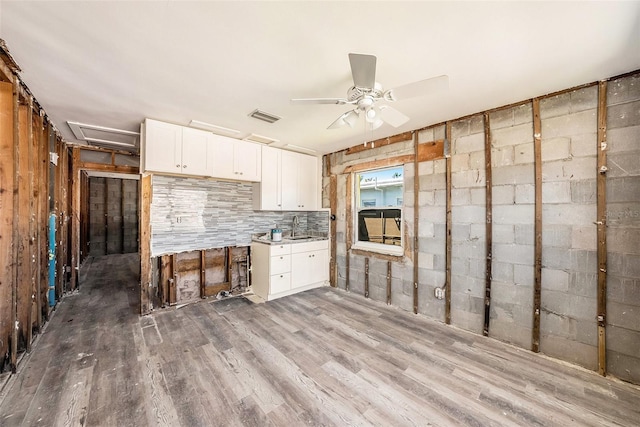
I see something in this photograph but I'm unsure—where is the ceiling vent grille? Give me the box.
[243,133,279,145]
[249,109,281,123]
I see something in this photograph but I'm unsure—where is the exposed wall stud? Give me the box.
[386,261,392,305]
[445,121,452,325]
[139,175,152,314]
[483,112,493,337]
[596,80,608,376]
[532,98,543,352]
[413,131,419,314]
[364,258,369,298]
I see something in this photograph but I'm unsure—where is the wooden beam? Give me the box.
[200,250,206,298]
[227,247,233,291]
[445,122,452,325]
[345,131,413,155]
[386,261,392,305]
[345,173,352,292]
[32,111,43,330]
[329,174,337,287]
[70,147,80,290]
[364,258,369,298]
[16,102,32,353]
[413,131,419,314]
[532,99,543,352]
[483,112,493,337]
[60,144,69,293]
[159,255,171,307]
[596,81,608,376]
[169,255,177,305]
[26,100,36,351]
[417,139,445,162]
[11,76,19,371]
[343,154,415,174]
[140,174,152,314]
[74,161,138,174]
[40,122,51,318]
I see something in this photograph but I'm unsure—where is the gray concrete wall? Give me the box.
[325,71,640,384]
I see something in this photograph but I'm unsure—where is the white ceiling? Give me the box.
[1,1,639,155]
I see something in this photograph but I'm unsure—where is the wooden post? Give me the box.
[345,173,352,292]
[532,98,543,352]
[596,81,608,376]
[445,121,453,325]
[33,112,43,330]
[17,102,32,354]
[40,122,51,318]
[140,174,152,314]
[170,254,177,305]
[386,261,392,305]
[200,250,206,298]
[11,77,19,371]
[329,173,337,287]
[70,148,80,291]
[364,258,369,298]
[413,131,419,314]
[483,112,493,337]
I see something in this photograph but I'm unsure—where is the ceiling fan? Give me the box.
[291,53,448,130]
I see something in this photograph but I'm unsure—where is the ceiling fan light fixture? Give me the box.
[365,106,380,123]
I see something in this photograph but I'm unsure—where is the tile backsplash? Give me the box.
[150,175,329,256]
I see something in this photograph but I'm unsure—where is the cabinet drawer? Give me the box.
[270,272,291,294]
[270,254,291,275]
[291,240,328,254]
[270,244,291,256]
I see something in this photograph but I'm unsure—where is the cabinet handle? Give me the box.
[176,164,180,168]
[280,275,283,278]
[280,256,283,259]
[183,165,187,168]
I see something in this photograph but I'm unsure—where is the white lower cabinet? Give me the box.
[251,240,328,301]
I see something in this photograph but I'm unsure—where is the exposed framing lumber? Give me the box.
[104,177,109,254]
[417,139,445,162]
[532,99,543,352]
[159,255,171,307]
[16,101,32,353]
[169,255,177,305]
[596,81,608,376]
[70,147,80,291]
[140,174,152,314]
[11,76,19,371]
[40,122,51,317]
[345,173,352,291]
[483,112,493,337]
[345,131,413,155]
[329,174,337,287]
[343,154,414,174]
[445,122,452,325]
[351,249,403,262]
[200,250,206,299]
[33,112,44,330]
[364,258,369,298]
[413,131,419,314]
[386,261,392,305]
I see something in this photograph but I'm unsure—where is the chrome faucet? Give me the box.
[292,215,299,237]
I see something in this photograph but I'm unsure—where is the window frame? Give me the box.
[352,165,404,256]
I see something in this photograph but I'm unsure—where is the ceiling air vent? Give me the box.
[249,109,281,123]
[243,133,279,145]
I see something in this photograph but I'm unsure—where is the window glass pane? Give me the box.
[355,166,403,248]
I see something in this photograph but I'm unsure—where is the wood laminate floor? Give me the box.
[1,253,639,426]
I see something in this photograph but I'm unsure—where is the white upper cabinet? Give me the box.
[254,147,318,211]
[209,134,262,182]
[142,119,261,182]
[143,119,184,174]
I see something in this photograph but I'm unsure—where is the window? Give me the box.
[354,166,403,255]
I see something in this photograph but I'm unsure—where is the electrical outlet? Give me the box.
[434,287,445,300]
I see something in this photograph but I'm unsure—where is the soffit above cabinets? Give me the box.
[67,121,140,153]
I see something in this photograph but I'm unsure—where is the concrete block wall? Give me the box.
[88,177,139,256]
[539,85,599,370]
[416,126,447,320]
[450,115,487,334]
[325,70,640,384]
[488,103,535,348]
[605,74,640,383]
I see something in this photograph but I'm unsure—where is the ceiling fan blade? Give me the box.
[349,53,376,89]
[327,110,359,129]
[379,105,410,127]
[385,75,449,101]
[291,98,349,105]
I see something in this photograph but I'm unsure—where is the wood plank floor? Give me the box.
[1,253,639,426]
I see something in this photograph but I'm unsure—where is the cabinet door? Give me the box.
[281,150,299,210]
[257,146,282,210]
[234,140,262,181]
[310,249,329,284]
[291,251,312,289]
[181,127,211,176]
[296,154,318,210]
[144,119,182,174]
[209,134,235,179]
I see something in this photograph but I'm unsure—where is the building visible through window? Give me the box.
[355,166,403,252]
